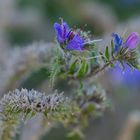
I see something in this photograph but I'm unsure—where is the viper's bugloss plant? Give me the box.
[111,32,140,70]
[125,32,140,49]
[112,32,139,51]
[54,19,102,51]
[0,19,140,140]
[112,33,123,52]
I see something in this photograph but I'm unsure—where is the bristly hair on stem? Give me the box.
[0,86,108,140]
[0,89,71,140]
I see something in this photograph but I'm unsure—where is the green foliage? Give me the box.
[76,59,89,79]
[49,49,62,88]
[69,59,78,75]
[6,27,35,46]
[116,47,139,70]
[0,117,19,140]
[94,0,140,21]
[134,127,140,140]
[105,46,110,61]
[20,67,50,89]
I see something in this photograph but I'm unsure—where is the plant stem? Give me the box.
[1,118,18,140]
[87,58,117,78]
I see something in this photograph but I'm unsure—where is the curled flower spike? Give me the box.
[112,33,123,52]
[124,32,140,49]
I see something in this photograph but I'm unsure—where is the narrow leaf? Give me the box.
[105,46,110,61]
[77,60,88,78]
[111,40,114,57]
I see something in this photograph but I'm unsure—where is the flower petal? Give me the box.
[125,32,140,49]
[54,23,64,43]
[66,34,84,51]
[54,22,70,43]
[112,33,123,52]
[63,22,69,37]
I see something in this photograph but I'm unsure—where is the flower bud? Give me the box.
[125,32,140,49]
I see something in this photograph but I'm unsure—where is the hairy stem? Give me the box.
[1,118,19,140]
[87,58,117,78]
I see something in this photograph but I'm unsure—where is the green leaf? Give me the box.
[111,40,114,57]
[76,60,88,79]
[110,63,115,68]
[99,52,106,63]
[69,59,78,74]
[105,46,110,61]
[49,56,61,88]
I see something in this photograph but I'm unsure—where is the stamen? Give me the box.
[82,55,103,60]
[82,39,103,45]
[67,30,75,41]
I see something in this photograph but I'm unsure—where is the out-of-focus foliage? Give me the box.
[91,0,140,20]
[134,127,140,140]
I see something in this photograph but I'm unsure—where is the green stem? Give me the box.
[87,58,117,78]
[1,118,18,140]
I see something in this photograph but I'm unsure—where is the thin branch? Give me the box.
[87,58,117,78]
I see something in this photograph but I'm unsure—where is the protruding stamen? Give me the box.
[82,39,103,45]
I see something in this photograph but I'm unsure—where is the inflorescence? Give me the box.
[0,89,70,140]
[0,89,68,115]
[0,18,139,140]
[54,18,102,51]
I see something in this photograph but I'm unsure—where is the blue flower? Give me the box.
[54,22,69,44]
[66,34,85,51]
[110,63,140,87]
[54,20,85,51]
[112,33,123,52]
[112,32,140,52]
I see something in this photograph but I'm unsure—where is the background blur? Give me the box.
[0,0,140,140]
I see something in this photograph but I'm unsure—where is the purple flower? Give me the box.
[124,32,140,49]
[112,33,123,52]
[66,34,84,51]
[54,20,85,51]
[112,32,140,52]
[110,63,140,87]
[54,22,69,44]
